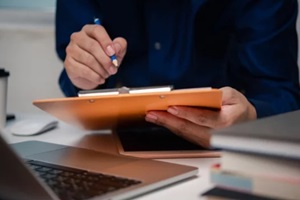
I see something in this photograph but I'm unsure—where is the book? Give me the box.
[202,186,276,200]
[211,110,300,159]
[220,151,300,180]
[206,110,300,199]
[210,165,300,200]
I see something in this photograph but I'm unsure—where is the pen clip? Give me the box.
[118,86,130,94]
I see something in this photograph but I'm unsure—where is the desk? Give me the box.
[1,112,219,200]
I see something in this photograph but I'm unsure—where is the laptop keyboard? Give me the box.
[26,160,142,200]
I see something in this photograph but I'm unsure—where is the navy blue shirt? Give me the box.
[56,0,300,118]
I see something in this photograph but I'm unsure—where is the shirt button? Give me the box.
[154,42,161,50]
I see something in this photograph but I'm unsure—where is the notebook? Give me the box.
[210,109,300,158]
[0,133,198,200]
[113,125,221,159]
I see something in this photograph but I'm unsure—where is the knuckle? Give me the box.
[120,37,127,47]
[65,45,73,55]
[123,39,127,47]
[96,76,105,85]
[100,78,106,84]
[82,24,91,31]
[64,56,72,69]
[70,32,80,41]
[91,25,102,36]
[63,59,69,67]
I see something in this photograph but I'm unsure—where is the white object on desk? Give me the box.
[10,118,58,136]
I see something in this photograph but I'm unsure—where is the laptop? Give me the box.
[0,133,198,200]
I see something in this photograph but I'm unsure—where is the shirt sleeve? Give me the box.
[230,0,300,118]
[55,0,99,97]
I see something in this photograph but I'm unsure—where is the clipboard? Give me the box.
[33,86,222,130]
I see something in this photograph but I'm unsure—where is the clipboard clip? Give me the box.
[118,86,130,94]
[78,85,173,97]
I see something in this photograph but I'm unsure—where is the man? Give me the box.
[55,0,300,148]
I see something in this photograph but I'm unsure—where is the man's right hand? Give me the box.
[64,24,127,90]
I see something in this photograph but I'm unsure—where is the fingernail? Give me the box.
[167,107,178,115]
[114,43,121,54]
[145,113,158,122]
[106,45,115,56]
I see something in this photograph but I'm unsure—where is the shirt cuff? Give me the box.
[59,69,79,97]
[248,98,276,118]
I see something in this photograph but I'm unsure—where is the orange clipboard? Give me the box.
[33,86,222,130]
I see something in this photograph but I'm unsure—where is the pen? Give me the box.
[94,18,119,67]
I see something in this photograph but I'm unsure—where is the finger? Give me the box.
[220,86,257,121]
[167,106,221,128]
[66,42,110,79]
[72,77,101,90]
[83,25,122,70]
[220,86,239,105]
[82,25,116,57]
[145,111,211,148]
[113,37,127,65]
[70,30,116,75]
[220,86,250,106]
[64,55,105,89]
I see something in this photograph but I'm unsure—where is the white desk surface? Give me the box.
[1,112,220,200]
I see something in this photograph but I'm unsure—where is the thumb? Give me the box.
[113,37,127,61]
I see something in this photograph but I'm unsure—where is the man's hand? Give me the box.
[145,87,257,148]
[64,24,127,90]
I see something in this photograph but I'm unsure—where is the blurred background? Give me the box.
[0,0,63,114]
[0,0,300,114]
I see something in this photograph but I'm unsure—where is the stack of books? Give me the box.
[202,110,300,200]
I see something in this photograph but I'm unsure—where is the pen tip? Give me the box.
[112,59,119,68]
